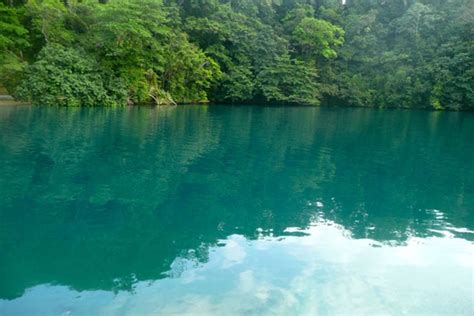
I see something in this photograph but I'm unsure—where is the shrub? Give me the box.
[16,44,126,106]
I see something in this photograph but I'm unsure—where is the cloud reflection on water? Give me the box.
[1,219,472,315]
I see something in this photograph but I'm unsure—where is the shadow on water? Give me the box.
[0,105,473,300]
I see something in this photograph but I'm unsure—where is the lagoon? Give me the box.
[0,105,473,315]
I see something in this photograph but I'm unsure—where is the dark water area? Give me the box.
[0,105,473,314]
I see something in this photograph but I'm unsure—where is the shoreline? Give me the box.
[0,95,29,106]
[1,96,471,112]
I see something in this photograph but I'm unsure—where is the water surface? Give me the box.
[0,105,473,315]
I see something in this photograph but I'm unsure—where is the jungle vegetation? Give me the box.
[0,0,473,109]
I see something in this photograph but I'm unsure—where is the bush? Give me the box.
[15,44,126,106]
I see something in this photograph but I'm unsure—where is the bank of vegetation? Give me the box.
[0,0,472,109]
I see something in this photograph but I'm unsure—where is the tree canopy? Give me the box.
[0,0,472,109]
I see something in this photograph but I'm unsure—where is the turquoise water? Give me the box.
[0,105,473,315]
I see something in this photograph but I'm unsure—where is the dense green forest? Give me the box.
[0,0,472,109]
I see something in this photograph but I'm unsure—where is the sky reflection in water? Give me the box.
[2,217,472,315]
[0,105,473,315]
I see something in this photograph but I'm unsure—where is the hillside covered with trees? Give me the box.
[0,0,472,109]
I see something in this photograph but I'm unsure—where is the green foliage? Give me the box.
[335,0,473,110]
[0,2,29,92]
[257,55,320,105]
[0,3,28,52]
[219,65,255,102]
[293,17,344,59]
[282,4,315,34]
[16,44,126,106]
[26,0,75,44]
[160,36,222,103]
[0,0,472,109]
[85,0,178,104]
[181,1,293,103]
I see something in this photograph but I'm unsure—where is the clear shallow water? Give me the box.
[0,105,473,315]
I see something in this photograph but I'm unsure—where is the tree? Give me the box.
[0,2,29,92]
[15,44,125,106]
[257,54,320,105]
[26,0,74,44]
[1,0,472,109]
[292,17,344,60]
